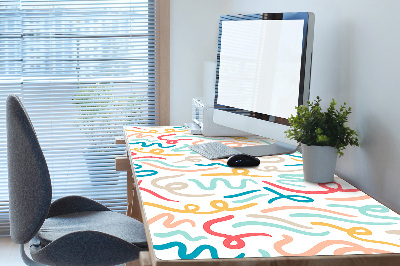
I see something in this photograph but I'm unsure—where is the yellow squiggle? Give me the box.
[144,200,257,214]
[164,128,188,133]
[201,168,271,178]
[131,148,184,156]
[312,222,400,248]
[126,128,163,134]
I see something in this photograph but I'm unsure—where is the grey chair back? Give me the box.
[7,94,52,244]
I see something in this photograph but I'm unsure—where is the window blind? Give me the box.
[0,0,159,236]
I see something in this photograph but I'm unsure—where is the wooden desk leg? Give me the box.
[127,170,143,222]
[124,251,151,266]
[126,170,134,218]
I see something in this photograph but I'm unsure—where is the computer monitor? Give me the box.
[213,12,315,156]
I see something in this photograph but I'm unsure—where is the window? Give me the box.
[0,0,169,236]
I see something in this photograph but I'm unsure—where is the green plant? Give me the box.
[285,96,359,157]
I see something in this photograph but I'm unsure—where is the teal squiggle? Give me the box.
[277,174,305,188]
[154,230,207,241]
[153,241,244,259]
[258,249,271,257]
[188,178,258,190]
[327,204,400,220]
[172,144,196,153]
[233,194,268,203]
[137,159,189,168]
[129,138,159,143]
[232,221,330,236]
[224,190,261,198]
[290,213,396,225]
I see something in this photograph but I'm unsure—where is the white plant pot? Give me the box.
[301,144,338,183]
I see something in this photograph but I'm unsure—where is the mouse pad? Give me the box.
[124,126,400,260]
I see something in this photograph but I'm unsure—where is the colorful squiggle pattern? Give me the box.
[124,126,400,260]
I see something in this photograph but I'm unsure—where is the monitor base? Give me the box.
[233,141,298,157]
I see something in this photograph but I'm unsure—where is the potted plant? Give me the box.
[285,96,359,183]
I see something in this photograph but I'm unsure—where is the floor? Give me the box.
[0,236,140,266]
[0,237,25,266]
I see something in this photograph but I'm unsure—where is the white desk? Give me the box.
[119,126,400,266]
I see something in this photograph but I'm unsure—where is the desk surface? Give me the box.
[124,126,400,263]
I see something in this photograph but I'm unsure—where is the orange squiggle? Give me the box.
[325,195,371,201]
[141,162,219,172]
[261,206,357,217]
[147,213,196,228]
[127,133,154,138]
[274,234,390,256]
[192,139,205,145]
[312,222,400,248]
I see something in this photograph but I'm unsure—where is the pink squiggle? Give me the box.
[148,213,196,228]
[203,215,271,249]
[274,235,390,256]
[326,195,371,201]
[192,139,205,145]
[261,206,357,217]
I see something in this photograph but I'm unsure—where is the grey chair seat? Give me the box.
[37,211,147,248]
[7,94,148,265]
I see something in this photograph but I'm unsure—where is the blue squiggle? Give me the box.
[224,189,261,198]
[195,163,230,167]
[136,170,158,177]
[232,221,330,236]
[233,194,268,203]
[153,241,244,259]
[290,213,396,225]
[188,178,258,190]
[284,164,303,166]
[154,230,207,241]
[129,141,175,148]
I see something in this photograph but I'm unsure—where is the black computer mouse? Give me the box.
[227,154,260,167]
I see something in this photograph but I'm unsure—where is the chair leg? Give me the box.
[20,244,45,266]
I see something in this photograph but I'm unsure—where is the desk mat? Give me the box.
[124,126,400,260]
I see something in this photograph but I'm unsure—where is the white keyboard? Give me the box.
[189,142,243,160]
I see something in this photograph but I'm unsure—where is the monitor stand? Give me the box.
[233,141,298,157]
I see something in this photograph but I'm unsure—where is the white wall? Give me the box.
[170,0,227,124]
[170,0,400,212]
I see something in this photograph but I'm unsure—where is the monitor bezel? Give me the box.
[214,12,314,125]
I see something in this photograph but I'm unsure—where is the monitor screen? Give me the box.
[217,19,304,119]
[213,13,314,156]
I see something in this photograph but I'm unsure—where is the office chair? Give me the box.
[6,94,148,265]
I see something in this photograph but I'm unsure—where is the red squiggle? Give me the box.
[157,134,192,144]
[138,180,142,186]
[203,215,271,249]
[262,181,359,195]
[274,234,390,256]
[139,187,179,202]
[148,213,196,228]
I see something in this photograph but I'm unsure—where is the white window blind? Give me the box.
[0,0,160,236]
